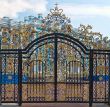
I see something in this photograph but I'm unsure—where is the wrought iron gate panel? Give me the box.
[0,54,19,103]
[21,34,90,103]
[93,53,109,103]
[57,41,89,102]
[22,42,55,102]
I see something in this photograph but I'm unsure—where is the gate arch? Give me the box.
[22,33,90,103]
[22,33,89,54]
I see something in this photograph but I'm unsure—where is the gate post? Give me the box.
[108,54,110,105]
[54,34,57,101]
[0,35,2,105]
[18,50,22,106]
[0,56,2,105]
[89,49,93,107]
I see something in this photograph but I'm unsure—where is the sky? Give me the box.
[0,0,110,37]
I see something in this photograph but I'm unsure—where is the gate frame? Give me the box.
[0,33,110,107]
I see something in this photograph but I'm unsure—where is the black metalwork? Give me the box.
[0,33,110,107]
[89,49,93,107]
[108,54,110,105]
[18,50,22,106]
[54,34,58,101]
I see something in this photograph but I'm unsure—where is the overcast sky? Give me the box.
[0,0,110,37]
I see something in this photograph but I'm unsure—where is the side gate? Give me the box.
[0,33,110,107]
[91,51,110,104]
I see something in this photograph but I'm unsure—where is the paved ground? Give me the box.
[0,103,110,107]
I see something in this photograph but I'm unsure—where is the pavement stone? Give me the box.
[0,103,109,107]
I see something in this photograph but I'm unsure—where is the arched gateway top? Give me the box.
[0,33,110,55]
[22,33,89,55]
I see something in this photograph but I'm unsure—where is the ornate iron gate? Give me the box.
[0,33,110,107]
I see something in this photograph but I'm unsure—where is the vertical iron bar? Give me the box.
[27,63,29,101]
[105,54,107,101]
[89,49,93,107]
[54,34,57,101]
[38,61,40,101]
[73,61,75,101]
[42,62,43,100]
[14,57,16,101]
[69,62,70,99]
[0,56,2,105]
[108,54,110,105]
[44,61,46,101]
[4,55,6,101]
[36,59,38,100]
[76,61,78,101]
[32,61,34,101]
[0,32,1,105]
[70,62,72,99]
[95,54,97,101]
[29,61,31,101]
[82,57,84,102]
[72,61,74,100]
[65,61,67,100]
[79,59,82,101]
[18,50,22,106]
